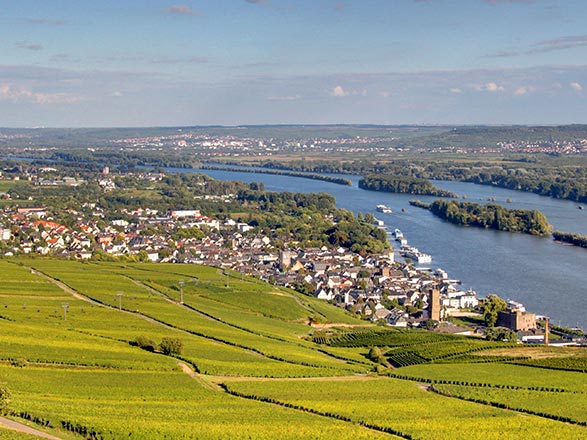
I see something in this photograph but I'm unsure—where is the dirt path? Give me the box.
[0,416,62,439]
[28,268,99,305]
[26,266,179,331]
[177,361,223,392]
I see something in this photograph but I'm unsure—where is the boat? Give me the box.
[376,204,392,214]
[393,228,404,239]
[400,245,432,264]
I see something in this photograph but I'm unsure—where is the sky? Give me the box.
[1,0,586,127]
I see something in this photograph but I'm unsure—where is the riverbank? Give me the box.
[170,166,587,331]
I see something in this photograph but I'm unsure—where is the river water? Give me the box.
[170,166,586,330]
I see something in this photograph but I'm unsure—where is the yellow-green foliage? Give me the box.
[432,384,587,424]
[0,258,585,439]
[1,366,390,440]
[227,378,587,440]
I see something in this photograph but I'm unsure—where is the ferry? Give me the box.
[376,204,393,214]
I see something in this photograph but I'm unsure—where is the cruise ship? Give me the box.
[400,245,432,264]
[376,204,393,214]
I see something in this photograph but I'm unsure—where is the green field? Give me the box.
[0,258,585,439]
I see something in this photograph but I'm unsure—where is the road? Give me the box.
[0,416,62,439]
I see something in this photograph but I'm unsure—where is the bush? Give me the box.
[131,335,157,352]
[159,337,183,356]
[485,326,517,342]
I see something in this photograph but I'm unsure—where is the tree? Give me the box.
[0,383,10,415]
[482,294,507,327]
[132,335,157,352]
[368,346,383,362]
[485,326,517,342]
[159,337,183,356]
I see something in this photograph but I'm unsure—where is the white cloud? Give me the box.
[449,87,462,94]
[570,82,583,91]
[0,82,79,104]
[514,86,534,96]
[380,91,391,98]
[473,82,505,92]
[111,91,123,97]
[330,85,349,97]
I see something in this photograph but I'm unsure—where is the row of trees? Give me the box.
[552,230,587,248]
[201,165,352,186]
[358,174,457,197]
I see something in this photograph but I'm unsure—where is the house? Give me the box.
[386,308,409,327]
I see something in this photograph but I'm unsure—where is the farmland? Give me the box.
[0,258,585,439]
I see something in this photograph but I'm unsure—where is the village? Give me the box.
[0,182,521,333]
[1,167,582,345]
[0,169,485,325]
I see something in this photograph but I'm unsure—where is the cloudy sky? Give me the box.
[1,0,586,127]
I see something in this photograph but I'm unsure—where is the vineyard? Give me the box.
[0,258,585,439]
[312,327,517,367]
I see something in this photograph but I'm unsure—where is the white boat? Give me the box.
[393,228,404,239]
[400,245,432,264]
[376,204,393,214]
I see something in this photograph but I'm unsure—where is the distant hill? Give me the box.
[1,124,586,150]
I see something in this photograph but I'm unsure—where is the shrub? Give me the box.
[160,337,183,356]
[131,335,157,352]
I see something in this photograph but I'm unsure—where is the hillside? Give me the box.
[0,259,585,439]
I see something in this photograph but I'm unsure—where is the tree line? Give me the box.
[358,175,457,197]
[552,231,587,248]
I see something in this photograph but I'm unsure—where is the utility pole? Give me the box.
[179,280,185,304]
[62,303,69,321]
[116,292,123,310]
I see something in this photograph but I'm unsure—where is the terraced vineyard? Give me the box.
[0,258,585,439]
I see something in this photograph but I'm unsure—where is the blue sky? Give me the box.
[1,0,586,127]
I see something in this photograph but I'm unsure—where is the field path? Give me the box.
[26,265,195,332]
[177,361,223,392]
[28,268,98,305]
[0,416,62,439]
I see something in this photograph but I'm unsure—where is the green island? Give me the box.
[0,259,586,440]
[553,230,587,248]
[358,175,457,198]
[201,165,353,186]
[409,199,552,236]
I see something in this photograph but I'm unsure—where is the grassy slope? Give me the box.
[0,258,584,439]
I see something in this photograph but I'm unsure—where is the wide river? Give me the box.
[171,166,586,331]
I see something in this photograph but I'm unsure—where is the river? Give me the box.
[167,166,587,331]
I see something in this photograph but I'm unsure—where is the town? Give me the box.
[1,164,579,345]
